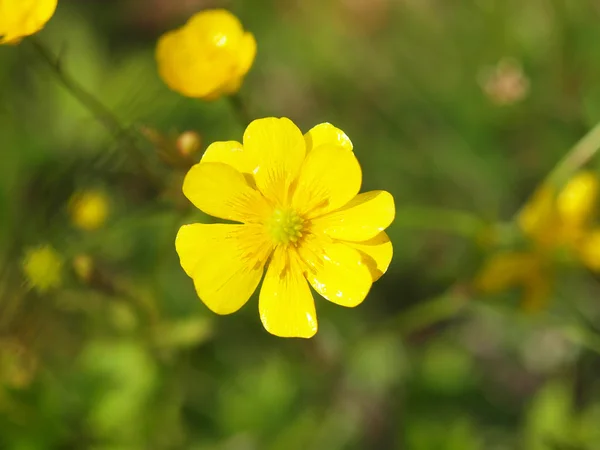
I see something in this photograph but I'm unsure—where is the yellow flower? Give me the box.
[156,9,256,100]
[22,244,63,293]
[0,0,58,45]
[477,171,600,310]
[69,189,110,231]
[474,251,551,312]
[175,118,395,338]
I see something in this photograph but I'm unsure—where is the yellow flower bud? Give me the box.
[0,0,58,45]
[69,190,110,231]
[176,131,202,157]
[72,254,94,283]
[156,9,256,100]
[21,244,63,293]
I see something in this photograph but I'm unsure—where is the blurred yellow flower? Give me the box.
[69,190,110,231]
[176,118,395,338]
[156,9,256,100]
[22,244,63,293]
[476,171,600,310]
[0,0,58,45]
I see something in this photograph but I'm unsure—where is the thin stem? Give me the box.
[28,38,156,181]
[228,93,252,127]
[547,121,600,186]
[395,206,485,238]
[384,285,471,337]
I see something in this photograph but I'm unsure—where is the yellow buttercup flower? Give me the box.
[176,118,395,338]
[156,9,256,100]
[21,244,63,293]
[476,171,600,310]
[69,189,110,231]
[0,0,58,45]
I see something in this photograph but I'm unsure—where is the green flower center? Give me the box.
[267,209,304,245]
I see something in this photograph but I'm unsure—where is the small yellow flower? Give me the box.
[175,118,395,338]
[156,9,256,100]
[477,171,600,310]
[69,189,110,231]
[22,244,63,293]
[0,0,58,45]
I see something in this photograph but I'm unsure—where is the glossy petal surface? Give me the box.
[259,247,317,338]
[299,239,372,307]
[312,190,395,242]
[292,144,361,218]
[176,223,264,314]
[182,162,269,223]
[243,118,306,204]
[345,232,393,282]
[304,123,353,153]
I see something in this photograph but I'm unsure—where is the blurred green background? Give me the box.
[3,0,600,448]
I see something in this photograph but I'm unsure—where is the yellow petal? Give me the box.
[517,184,558,246]
[473,252,536,293]
[345,232,393,282]
[299,239,372,307]
[311,191,395,242]
[0,0,57,44]
[557,171,599,227]
[521,273,552,313]
[304,123,353,153]
[182,162,269,222]
[259,247,317,338]
[186,9,244,51]
[578,229,600,271]
[292,144,362,218]
[235,32,257,78]
[201,141,256,175]
[243,118,306,204]
[175,223,265,314]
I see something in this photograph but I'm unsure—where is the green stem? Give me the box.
[547,121,600,186]
[386,285,471,337]
[28,38,156,181]
[395,206,485,238]
[228,93,252,127]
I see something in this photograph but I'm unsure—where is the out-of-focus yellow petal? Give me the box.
[235,32,257,78]
[345,232,393,282]
[578,228,600,271]
[521,273,552,313]
[518,184,556,244]
[0,0,57,44]
[259,247,317,338]
[182,162,269,222]
[243,118,306,204]
[311,190,395,242]
[200,141,256,176]
[292,144,361,218]
[175,223,265,314]
[474,252,536,293]
[557,171,599,227]
[185,9,244,50]
[299,239,372,307]
[304,123,353,154]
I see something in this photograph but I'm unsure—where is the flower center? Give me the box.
[267,208,304,245]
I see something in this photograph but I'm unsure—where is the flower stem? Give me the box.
[28,38,156,181]
[547,121,600,186]
[384,285,471,337]
[228,93,252,127]
[395,206,485,238]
